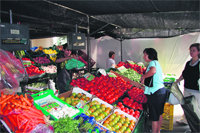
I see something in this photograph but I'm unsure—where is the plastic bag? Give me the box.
[65,58,85,70]
[167,83,184,105]
[30,124,54,133]
[78,50,95,68]
[168,93,180,105]
[0,49,25,91]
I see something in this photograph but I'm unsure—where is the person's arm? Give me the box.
[175,74,184,84]
[140,66,156,84]
[55,56,72,63]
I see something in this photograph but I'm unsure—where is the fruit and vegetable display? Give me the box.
[117,61,146,75]
[50,105,80,119]
[122,97,143,110]
[43,49,58,62]
[51,115,80,133]
[25,82,48,94]
[32,56,51,64]
[102,110,136,133]
[116,102,141,118]
[85,100,113,122]
[21,57,35,67]
[70,75,132,104]
[15,50,26,58]
[0,93,46,133]
[25,65,45,77]
[116,68,141,82]
[128,87,147,104]
[60,93,91,107]
[41,65,57,74]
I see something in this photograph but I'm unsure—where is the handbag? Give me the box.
[144,61,156,87]
[144,76,153,87]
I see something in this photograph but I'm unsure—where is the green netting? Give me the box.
[65,58,85,70]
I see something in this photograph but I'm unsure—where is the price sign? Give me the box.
[84,73,95,81]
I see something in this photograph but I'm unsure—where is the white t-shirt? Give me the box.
[106,58,116,69]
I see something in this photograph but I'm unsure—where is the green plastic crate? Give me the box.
[31,89,83,120]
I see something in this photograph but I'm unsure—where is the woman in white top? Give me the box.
[106,51,116,69]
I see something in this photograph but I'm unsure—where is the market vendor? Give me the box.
[55,43,77,93]
[106,51,116,69]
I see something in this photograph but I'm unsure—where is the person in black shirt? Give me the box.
[175,43,200,125]
[55,43,77,93]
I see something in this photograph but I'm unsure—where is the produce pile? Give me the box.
[25,65,45,77]
[128,87,147,103]
[116,102,141,118]
[116,68,141,82]
[117,61,146,75]
[25,82,48,94]
[32,56,51,64]
[86,100,112,122]
[70,75,132,104]
[43,49,58,62]
[41,65,57,74]
[60,93,91,106]
[21,57,35,67]
[122,97,143,110]
[102,111,136,133]
[0,93,46,133]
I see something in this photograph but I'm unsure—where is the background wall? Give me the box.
[90,32,200,77]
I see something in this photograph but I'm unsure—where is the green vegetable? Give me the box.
[52,116,80,133]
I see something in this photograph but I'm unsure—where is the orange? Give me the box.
[90,108,95,113]
[117,123,122,127]
[104,120,109,124]
[123,123,128,127]
[115,112,120,115]
[120,114,125,118]
[128,125,134,131]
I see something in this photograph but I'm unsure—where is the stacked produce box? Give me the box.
[161,103,174,131]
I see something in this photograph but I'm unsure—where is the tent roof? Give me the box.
[1,0,200,39]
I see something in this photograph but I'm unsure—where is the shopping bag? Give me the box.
[168,93,180,105]
[181,95,200,132]
[168,83,184,105]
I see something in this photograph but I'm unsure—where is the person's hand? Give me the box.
[140,76,145,84]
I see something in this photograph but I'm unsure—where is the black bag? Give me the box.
[144,61,156,87]
[144,76,153,87]
[56,69,72,93]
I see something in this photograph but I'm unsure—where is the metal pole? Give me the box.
[120,39,123,61]
[9,9,12,24]
[87,15,91,72]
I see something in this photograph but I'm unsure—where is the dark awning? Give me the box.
[1,0,200,39]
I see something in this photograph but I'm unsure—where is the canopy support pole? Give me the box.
[87,15,91,72]
[120,38,123,62]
